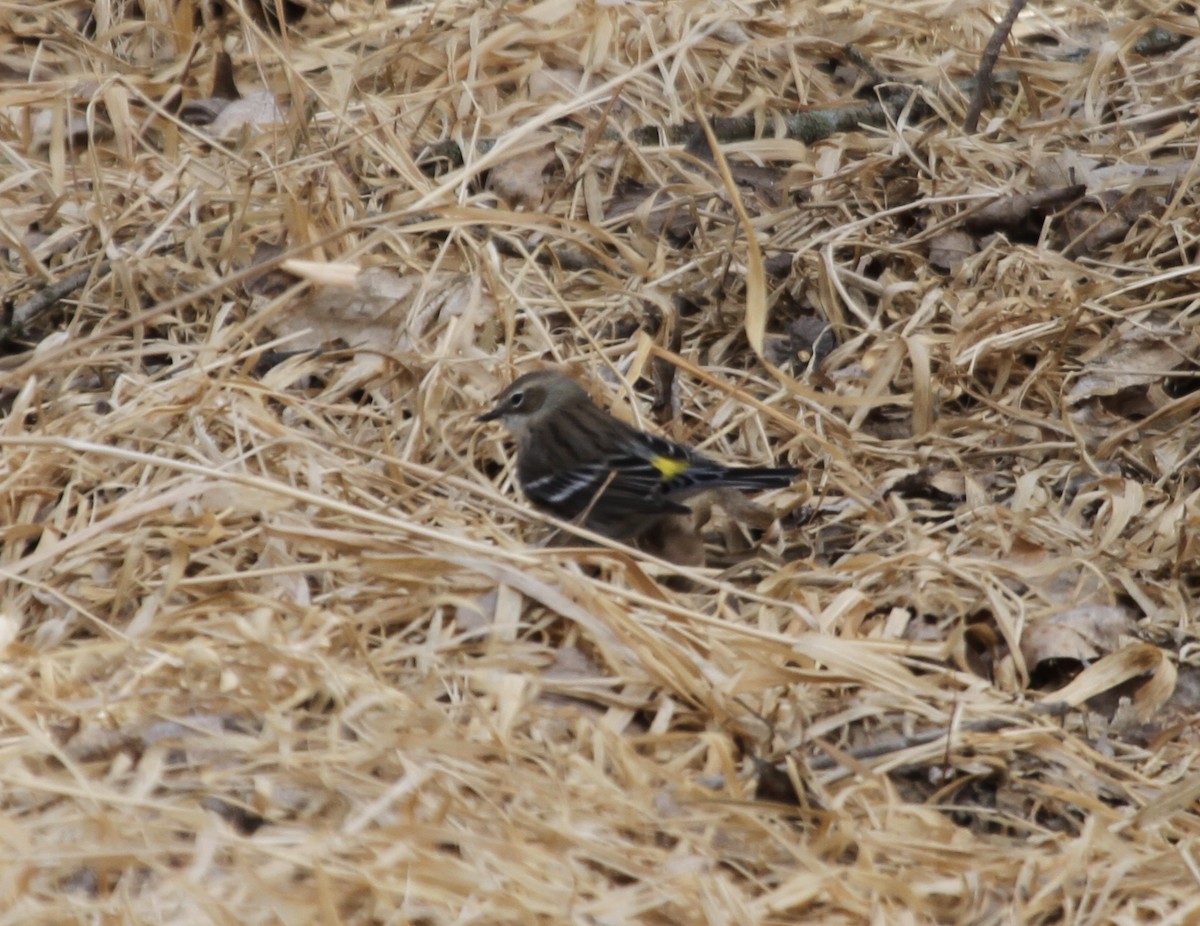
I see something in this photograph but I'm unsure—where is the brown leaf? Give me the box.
[641,513,707,566]
[606,179,698,244]
[209,90,288,140]
[927,229,977,271]
[487,141,558,210]
[1067,315,1200,404]
[1021,604,1134,668]
[267,263,495,359]
[965,185,1085,235]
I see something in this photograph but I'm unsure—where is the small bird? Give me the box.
[477,369,799,541]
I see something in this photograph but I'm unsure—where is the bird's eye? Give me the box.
[508,391,525,408]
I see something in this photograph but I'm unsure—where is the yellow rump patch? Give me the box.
[650,455,690,480]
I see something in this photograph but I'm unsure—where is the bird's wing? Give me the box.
[522,463,612,514]
[524,454,691,517]
[600,454,693,514]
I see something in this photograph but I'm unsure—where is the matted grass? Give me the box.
[1,0,1199,922]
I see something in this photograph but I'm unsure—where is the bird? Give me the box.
[477,369,799,541]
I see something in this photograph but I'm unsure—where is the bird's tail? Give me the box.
[710,465,801,491]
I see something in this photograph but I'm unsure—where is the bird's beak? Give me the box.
[476,406,502,423]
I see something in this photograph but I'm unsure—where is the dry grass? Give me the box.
[2,0,1200,922]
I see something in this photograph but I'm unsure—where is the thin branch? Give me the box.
[964,0,1028,133]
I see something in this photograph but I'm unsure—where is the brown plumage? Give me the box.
[478,370,798,539]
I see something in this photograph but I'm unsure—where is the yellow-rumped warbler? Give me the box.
[477,369,799,540]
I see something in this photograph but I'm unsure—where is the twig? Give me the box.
[12,261,111,329]
[649,302,681,424]
[799,700,1073,773]
[964,0,1028,134]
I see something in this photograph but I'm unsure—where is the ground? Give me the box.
[1,1,1199,923]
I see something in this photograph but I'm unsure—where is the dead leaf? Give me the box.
[64,726,137,763]
[607,179,698,244]
[637,513,706,566]
[487,140,558,210]
[927,230,977,271]
[1059,198,1131,256]
[1021,604,1135,667]
[965,185,1085,236]
[209,90,288,140]
[1042,643,1175,721]
[1067,315,1200,405]
[264,264,495,360]
[1034,152,1189,196]
[528,67,587,101]
[455,589,498,636]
